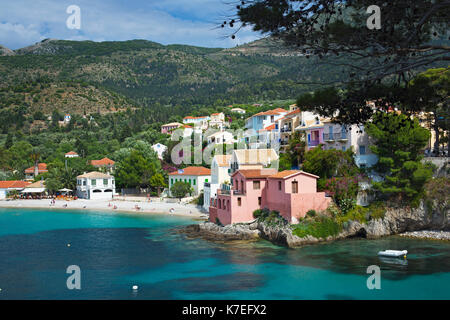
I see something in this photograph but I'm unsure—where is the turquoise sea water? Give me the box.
[0,207,449,300]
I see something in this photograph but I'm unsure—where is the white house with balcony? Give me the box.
[76,172,116,200]
[321,119,378,168]
[243,108,287,148]
[183,116,210,130]
[209,112,226,130]
[244,108,288,132]
[203,155,232,210]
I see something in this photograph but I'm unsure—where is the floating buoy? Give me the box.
[132,285,138,290]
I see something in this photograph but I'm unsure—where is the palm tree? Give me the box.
[30,149,40,178]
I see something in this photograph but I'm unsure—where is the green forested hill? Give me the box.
[0,38,347,124]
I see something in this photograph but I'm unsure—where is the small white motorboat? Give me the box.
[378,250,407,258]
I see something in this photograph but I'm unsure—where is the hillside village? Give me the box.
[1,98,447,231]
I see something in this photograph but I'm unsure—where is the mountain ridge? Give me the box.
[0,38,344,122]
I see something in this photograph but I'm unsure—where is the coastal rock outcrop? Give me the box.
[180,200,449,248]
[181,222,261,241]
[349,201,449,238]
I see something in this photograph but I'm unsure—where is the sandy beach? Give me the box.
[0,197,209,220]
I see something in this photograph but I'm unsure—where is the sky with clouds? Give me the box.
[0,0,261,50]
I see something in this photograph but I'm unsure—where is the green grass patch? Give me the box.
[367,202,386,220]
[337,205,369,224]
[292,216,342,239]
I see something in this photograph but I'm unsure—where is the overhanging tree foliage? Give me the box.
[365,112,433,202]
[302,145,359,189]
[234,0,449,81]
[404,67,449,153]
[230,0,449,123]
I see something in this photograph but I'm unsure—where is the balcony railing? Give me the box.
[218,189,246,196]
[323,133,348,141]
[204,182,210,188]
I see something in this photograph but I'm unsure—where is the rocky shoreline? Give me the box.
[399,230,450,241]
[179,200,449,247]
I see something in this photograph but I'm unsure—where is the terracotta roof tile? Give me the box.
[268,170,319,179]
[0,180,31,189]
[24,163,48,174]
[90,158,115,166]
[169,166,211,176]
[233,169,278,179]
[285,108,300,117]
[253,108,288,117]
[263,124,276,131]
[183,116,208,120]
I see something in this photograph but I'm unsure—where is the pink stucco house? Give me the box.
[161,122,182,134]
[209,169,331,225]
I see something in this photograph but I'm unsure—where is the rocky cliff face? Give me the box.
[180,200,448,248]
[347,201,449,238]
[0,45,15,56]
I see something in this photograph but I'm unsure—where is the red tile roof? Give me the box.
[169,166,211,176]
[268,170,319,179]
[232,169,278,179]
[183,116,208,120]
[24,163,48,174]
[262,124,276,131]
[253,108,288,117]
[0,180,31,189]
[285,108,300,116]
[90,158,115,166]
[65,151,78,155]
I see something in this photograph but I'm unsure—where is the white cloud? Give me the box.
[0,0,261,50]
[0,22,45,49]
